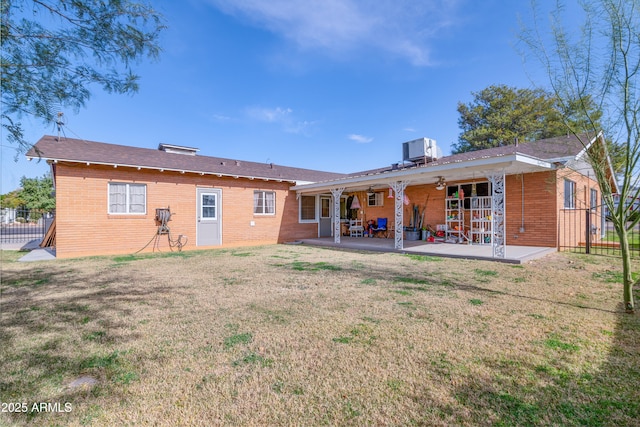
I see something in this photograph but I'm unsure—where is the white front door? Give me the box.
[196,188,222,246]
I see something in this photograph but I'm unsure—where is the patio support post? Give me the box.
[330,188,345,244]
[487,172,506,258]
[391,181,408,250]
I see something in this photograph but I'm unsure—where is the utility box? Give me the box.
[402,138,438,163]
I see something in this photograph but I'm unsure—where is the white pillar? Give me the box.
[391,181,408,250]
[330,188,345,244]
[487,172,506,258]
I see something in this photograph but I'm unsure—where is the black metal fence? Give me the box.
[0,208,54,244]
[559,205,640,257]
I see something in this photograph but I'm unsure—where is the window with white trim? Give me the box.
[299,195,317,222]
[368,192,383,207]
[590,188,598,211]
[254,191,275,215]
[564,179,576,209]
[109,183,146,214]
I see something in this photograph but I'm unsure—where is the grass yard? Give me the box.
[1,245,639,426]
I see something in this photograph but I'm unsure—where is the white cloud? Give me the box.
[207,0,460,66]
[245,106,314,134]
[246,106,293,123]
[211,113,233,122]
[349,134,373,144]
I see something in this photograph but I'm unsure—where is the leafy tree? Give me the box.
[1,0,166,153]
[454,85,561,153]
[19,174,55,210]
[0,189,25,209]
[453,84,605,154]
[521,0,640,313]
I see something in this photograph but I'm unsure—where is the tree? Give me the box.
[521,0,640,313]
[19,174,55,211]
[1,0,165,153]
[453,84,603,153]
[0,189,25,209]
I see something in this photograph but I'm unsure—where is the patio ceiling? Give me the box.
[292,153,556,195]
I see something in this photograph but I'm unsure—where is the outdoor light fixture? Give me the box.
[435,176,446,190]
[366,186,375,197]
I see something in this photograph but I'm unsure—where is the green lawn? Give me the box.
[1,246,639,426]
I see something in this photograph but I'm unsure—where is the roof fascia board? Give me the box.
[575,132,598,160]
[573,131,619,193]
[28,157,296,184]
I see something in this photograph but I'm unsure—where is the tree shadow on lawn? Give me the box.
[298,252,640,424]
[317,253,620,314]
[406,302,640,426]
[0,262,180,424]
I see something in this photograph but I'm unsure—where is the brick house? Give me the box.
[27,132,616,258]
[27,136,344,258]
[291,132,617,255]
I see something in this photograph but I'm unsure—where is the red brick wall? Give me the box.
[556,168,601,248]
[53,162,602,258]
[54,164,316,258]
[374,172,562,248]
[346,187,448,232]
[504,172,559,247]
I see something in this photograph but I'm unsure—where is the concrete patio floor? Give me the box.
[298,237,557,264]
[0,240,56,262]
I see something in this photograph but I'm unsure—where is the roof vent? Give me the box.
[158,143,199,156]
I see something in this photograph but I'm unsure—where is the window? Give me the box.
[108,183,146,214]
[299,195,317,221]
[321,197,330,218]
[201,193,217,220]
[368,192,383,207]
[564,179,576,209]
[253,191,275,215]
[590,188,598,211]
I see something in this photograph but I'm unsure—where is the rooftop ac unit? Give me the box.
[402,138,438,163]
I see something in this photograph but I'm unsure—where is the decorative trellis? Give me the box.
[330,188,345,243]
[390,181,409,250]
[487,173,506,258]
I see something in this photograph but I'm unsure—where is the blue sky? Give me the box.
[1,0,576,192]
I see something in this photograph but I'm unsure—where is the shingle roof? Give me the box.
[27,135,346,183]
[345,133,594,178]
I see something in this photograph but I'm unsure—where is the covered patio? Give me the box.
[292,150,558,260]
[297,237,556,264]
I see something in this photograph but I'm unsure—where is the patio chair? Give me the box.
[349,219,364,237]
[371,218,388,238]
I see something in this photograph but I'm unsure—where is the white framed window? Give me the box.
[254,191,275,215]
[564,179,576,209]
[201,192,217,220]
[299,195,317,222]
[590,188,598,211]
[368,192,383,207]
[108,183,146,214]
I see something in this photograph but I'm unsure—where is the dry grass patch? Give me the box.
[1,246,639,426]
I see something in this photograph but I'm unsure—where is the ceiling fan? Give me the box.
[435,176,446,190]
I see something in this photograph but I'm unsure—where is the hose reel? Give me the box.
[135,206,188,253]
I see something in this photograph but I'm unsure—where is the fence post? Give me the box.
[585,209,591,254]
